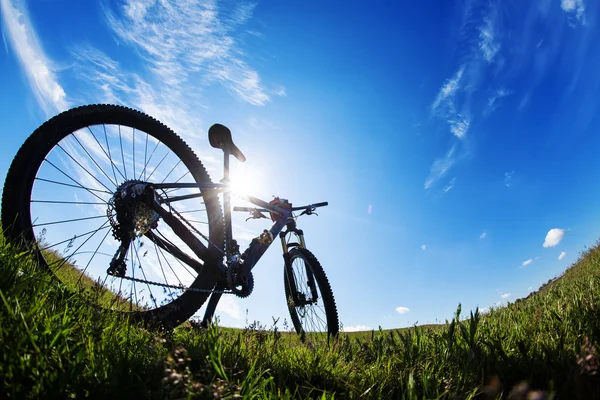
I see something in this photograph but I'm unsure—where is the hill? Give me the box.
[1,230,600,398]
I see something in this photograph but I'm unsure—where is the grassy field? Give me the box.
[2,231,600,398]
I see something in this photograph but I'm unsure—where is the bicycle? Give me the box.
[1,104,339,341]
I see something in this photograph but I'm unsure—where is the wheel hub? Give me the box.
[107,180,160,241]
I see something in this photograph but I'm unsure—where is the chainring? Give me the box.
[226,261,254,298]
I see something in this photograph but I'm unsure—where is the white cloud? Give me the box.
[504,171,515,187]
[443,177,457,193]
[501,293,511,299]
[543,229,566,248]
[421,245,427,251]
[448,115,470,139]
[103,1,271,107]
[342,325,371,332]
[424,144,457,189]
[558,251,566,260]
[479,15,500,62]
[561,0,586,24]
[522,258,534,267]
[479,307,488,313]
[432,66,464,113]
[0,0,69,116]
[480,231,487,239]
[395,306,410,314]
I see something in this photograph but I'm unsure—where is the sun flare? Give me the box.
[228,163,264,197]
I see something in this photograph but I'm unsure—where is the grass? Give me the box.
[2,230,600,398]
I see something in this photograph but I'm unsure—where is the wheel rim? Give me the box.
[288,254,329,339]
[28,121,218,313]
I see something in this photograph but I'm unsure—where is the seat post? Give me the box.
[223,149,233,257]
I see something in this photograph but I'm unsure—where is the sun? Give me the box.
[228,163,264,197]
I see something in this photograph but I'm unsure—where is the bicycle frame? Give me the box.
[149,149,297,325]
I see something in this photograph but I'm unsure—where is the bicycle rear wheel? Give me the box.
[1,104,224,327]
[284,247,339,342]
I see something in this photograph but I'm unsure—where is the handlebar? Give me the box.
[233,202,328,213]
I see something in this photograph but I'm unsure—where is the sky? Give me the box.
[1,0,600,332]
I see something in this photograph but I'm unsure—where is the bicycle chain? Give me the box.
[119,275,233,294]
[114,191,231,295]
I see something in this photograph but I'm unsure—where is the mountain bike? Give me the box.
[1,104,339,340]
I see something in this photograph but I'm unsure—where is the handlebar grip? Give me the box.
[312,202,328,208]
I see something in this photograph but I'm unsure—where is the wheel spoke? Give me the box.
[154,229,197,278]
[56,143,113,193]
[119,125,128,180]
[132,243,158,309]
[141,132,149,181]
[11,105,221,323]
[71,132,117,188]
[47,220,111,274]
[75,228,112,288]
[161,160,182,184]
[41,160,111,204]
[146,150,170,181]
[164,171,192,194]
[142,139,161,181]
[32,200,106,205]
[98,125,126,182]
[33,214,106,227]
[35,177,111,196]
[151,239,177,297]
[132,127,136,179]
[39,223,111,252]
[176,209,206,214]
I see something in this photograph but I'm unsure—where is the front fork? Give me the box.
[282,229,318,307]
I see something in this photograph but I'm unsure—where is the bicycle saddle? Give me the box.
[208,123,246,162]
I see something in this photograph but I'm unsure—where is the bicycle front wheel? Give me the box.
[284,247,339,341]
[1,104,225,327]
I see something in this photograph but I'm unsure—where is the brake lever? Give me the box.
[246,209,268,222]
[300,206,318,217]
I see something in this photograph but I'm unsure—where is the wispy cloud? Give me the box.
[424,144,457,189]
[104,1,271,105]
[425,2,505,190]
[342,325,371,333]
[0,0,69,116]
[485,88,511,115]
[558,251,566,260]
[448,115,470,138]
[432,66,464,113]
[504,170,515,187]
[395,306,410,314]
[67,0,281,172]
[543,228,566,248]
[443,177,457,193]
[479,14,500,63]
[500,292,511,299]
[421,244,427,251]
[480,231,487,239]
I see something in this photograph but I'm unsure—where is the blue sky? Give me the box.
[1,0,600,331]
